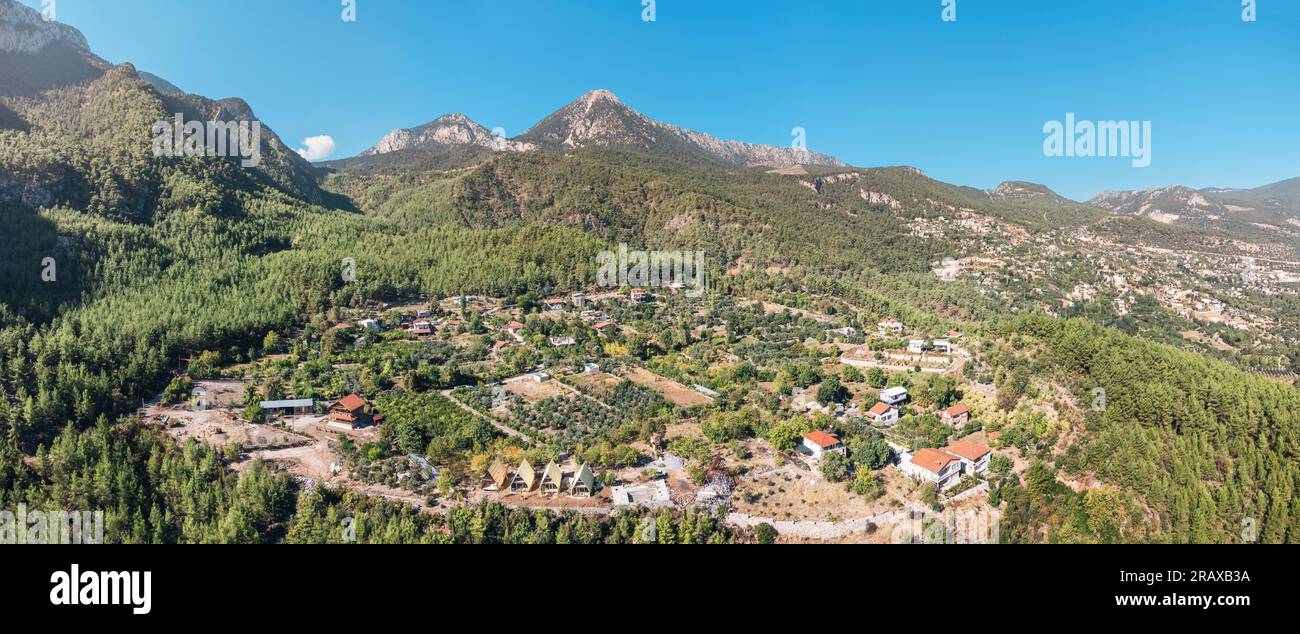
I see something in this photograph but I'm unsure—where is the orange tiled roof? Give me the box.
[911,448,958,474]
[803,430,842,449]
[946,439,991,462]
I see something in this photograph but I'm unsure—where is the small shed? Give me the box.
[259,399,315,417]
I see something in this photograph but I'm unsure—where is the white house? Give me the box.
[907,339,928,354]
[865,401,899,425]
[878,318,904,336]
[932,339,954,353]
[901,447,963,489]
[880,386,909,405]
[945,439,992,475]
[571,293,587,307]
[548,336,577,347]
[802,431,847,458]
[357,319,381,331]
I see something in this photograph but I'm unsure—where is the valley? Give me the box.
[0,0,1296,545]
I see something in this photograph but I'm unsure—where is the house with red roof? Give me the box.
[328,394,378,430]
[865,401,899,425]
[902,447,963,489]
[945,439,992,474]
[941,403,971,427]
[899,438,994,489]
[802,431,846,459]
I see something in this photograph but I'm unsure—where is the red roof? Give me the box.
[593,321,613,330]
[911,448,958,474]
[334,394,366,412]
[946,439,991,461]
[942,403,970,418]
[504,321,525,330]
[803,430,842,449]
[867,402,895,417]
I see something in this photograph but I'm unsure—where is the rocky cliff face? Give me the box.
[366,89,847,168]
[1089,186,1229,225]
[0,0,89,54]
[363,113,535,155]
[517,89,846,168]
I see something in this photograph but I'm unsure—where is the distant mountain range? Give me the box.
[362,89,847,169]
[1089,179,1300,237]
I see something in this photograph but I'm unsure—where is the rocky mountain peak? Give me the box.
[362,112,534,156]
[0,0,90,54]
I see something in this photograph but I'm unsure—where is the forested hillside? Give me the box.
[0,0,1295,542]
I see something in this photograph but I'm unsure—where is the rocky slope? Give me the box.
[516,89,846,168]
[0,0,88,54]
[362,89,846,169]
[363,113,534,155]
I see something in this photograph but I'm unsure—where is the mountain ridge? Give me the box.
[362,89,847,169]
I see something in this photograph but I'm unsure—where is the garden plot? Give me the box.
[504,375,571,402]
[624,367,712,407]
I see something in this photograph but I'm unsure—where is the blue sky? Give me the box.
[24,0,1300,200]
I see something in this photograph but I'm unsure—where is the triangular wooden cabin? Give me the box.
[540,461,564,495]
[509,459,536,493]
[481,459,510,491]
[570,463,595,497]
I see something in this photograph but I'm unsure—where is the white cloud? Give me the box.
[295,135,336,161]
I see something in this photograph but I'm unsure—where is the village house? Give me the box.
[932,339,954,353]
[907,339,929,354]
[878,318,904,336]
[593,320,614,334]
[544,298,568,311]
[571,292,587,307]
[528,372,551,383]
[941,403,971,427]
[503,321,525,336]
[357,319,381,331]
[802,431,847,458]
[880,386,909,405]
[409,320,433,336]
[549,336,577,347]
[327,394,378,430]
[902,447,963,489]
[865,401,899,425]
[945,439,992,475]
[629,288,648,302]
